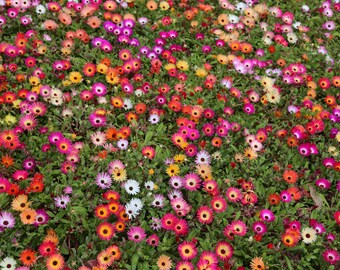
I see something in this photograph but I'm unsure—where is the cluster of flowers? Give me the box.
[0,0,339,269]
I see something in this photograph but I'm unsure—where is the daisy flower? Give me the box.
[117,139,129,150]
[152,194,165,208]
[322,249,339,265]
[0,211,15,228]
[157,255,172,270]
[127,226,146,243]
[96,172,112,189]
[124,179,140,195]
[54,195,70,209]
[215,241,233,261]
[178,241,197,260]
[301,227,317,244]
[0,257,17,270]
[195,150,211,165]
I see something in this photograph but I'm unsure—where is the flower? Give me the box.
[127,226,146,243]
[197,206,214,224]
[178,241,197,260]
[301,227,317,244]
[322,249,340,265]
[157,255,172,270]
[12,195,31,211]
[0,211,15,228]
[54,195,70,209]
[124,179,140,195]
[19,249,37,266]
[96,172,112,189]
[0,257,16,270]
[250,257,266,270]
[97,222,115,241]
[46,253,64,270]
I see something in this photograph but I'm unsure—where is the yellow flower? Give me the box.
[159,1,170,10]
[260,76,274,89]
[166,164,180,177]
[195,68,208,77]
[37,45,47,54]
[61,47,71,56]
[173,154,186,163]
[149,169,154,175]
[336,132,340,142]
[69,71,83,84]
[106,74,119,85]
[31,85,41,94]
[12,99,22,109]
[244,147,258,160]
[5,114,16,125]
[164,63,176,70]
[62,80,72,87]
[29,76,40,86]
[216,54,228,65]
[12,195,31,211]
[176,60,189,71]
[153,184,159,190]
[97,63,108,74]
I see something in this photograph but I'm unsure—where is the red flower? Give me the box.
[268,45,276,53]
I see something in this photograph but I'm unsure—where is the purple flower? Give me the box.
[244,103,255,114]
[96,172,112,189]
[280,190,292,202]
[0,211,15,228]
[127,226,146,243]
[298,143,311,156]
[34,209,49,226]
[54,195,70,208]
[316,178,331,189]
[259,209,275,222]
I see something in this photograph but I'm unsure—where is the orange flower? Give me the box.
[146,0,158,10]
[20,249,37,266]
[43,20,59,30]
[287,187,302,200]
[1,154,14,168]
[87,16,101,29]
[106,127,118,141]
[240,43,253,53]
[58,12,72,25]
[211,137,222,147]
[20,208,37,224]
[111,13,123,23]
[134,103,147,114]
[276,58,286,67]
[283,170,298,184]
[268,193,281,205]
[287,137,298,147]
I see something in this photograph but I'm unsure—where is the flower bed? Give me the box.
[0,0,339,269]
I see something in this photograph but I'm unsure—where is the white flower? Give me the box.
[129,198,143,211]
[144,181,155,190]
[301,5,309,12]
[125,203,140,219]
[97,97,107,104]
[235,2,246,12]
[35,4,46,14]
[228,14,239,23]
[148,114,160,124]
[134,89,144,97]
[124,179,140,195]
[262,37,273,45]
[123,98,133,110]
[0,257,17,270]
[301,227,317,244]
[195,150,211,165]
[287,33,298,44]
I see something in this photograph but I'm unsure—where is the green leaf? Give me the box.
[131,254,139,270]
